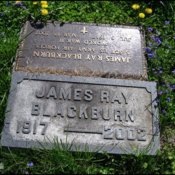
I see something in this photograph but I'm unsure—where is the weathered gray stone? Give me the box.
[15,21,147,79]
[1,71,159,155]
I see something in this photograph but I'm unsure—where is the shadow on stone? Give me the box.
[30,21,45,29]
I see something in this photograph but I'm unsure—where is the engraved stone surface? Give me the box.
[1,72,159,154]
[15,21,147,78]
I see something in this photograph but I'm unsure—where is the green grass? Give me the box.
[0,1,175,174]
[0,31,19,131]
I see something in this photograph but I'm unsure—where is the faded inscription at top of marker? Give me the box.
[15,21,147,78]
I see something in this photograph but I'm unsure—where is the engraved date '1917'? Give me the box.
[16,120,49,135]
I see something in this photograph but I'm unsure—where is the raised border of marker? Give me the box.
[1,71,159,154]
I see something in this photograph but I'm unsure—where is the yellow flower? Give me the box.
[41,9,48,16]
[131,4,140,10]
[33,1,38,5]
[41,1,48,5]
[145,8,153,14]
[139,13,145,18]
[41,4,48,8]
[15,1,21,4]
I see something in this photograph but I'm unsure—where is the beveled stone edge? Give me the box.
[1,71,159,155]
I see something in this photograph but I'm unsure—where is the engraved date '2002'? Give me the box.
[103,126,147,141]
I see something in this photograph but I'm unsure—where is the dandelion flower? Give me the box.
[15,1,23,7]
[131,4,140,10]
[41,9,48,15]
[41,4,48,8]
[15,1,21,4]
[41,1,48,5]
[139,13,145,18]
[145,8,153,14]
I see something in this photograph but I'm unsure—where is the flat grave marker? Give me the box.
[1,72,159,154]
[15,21,147,78]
